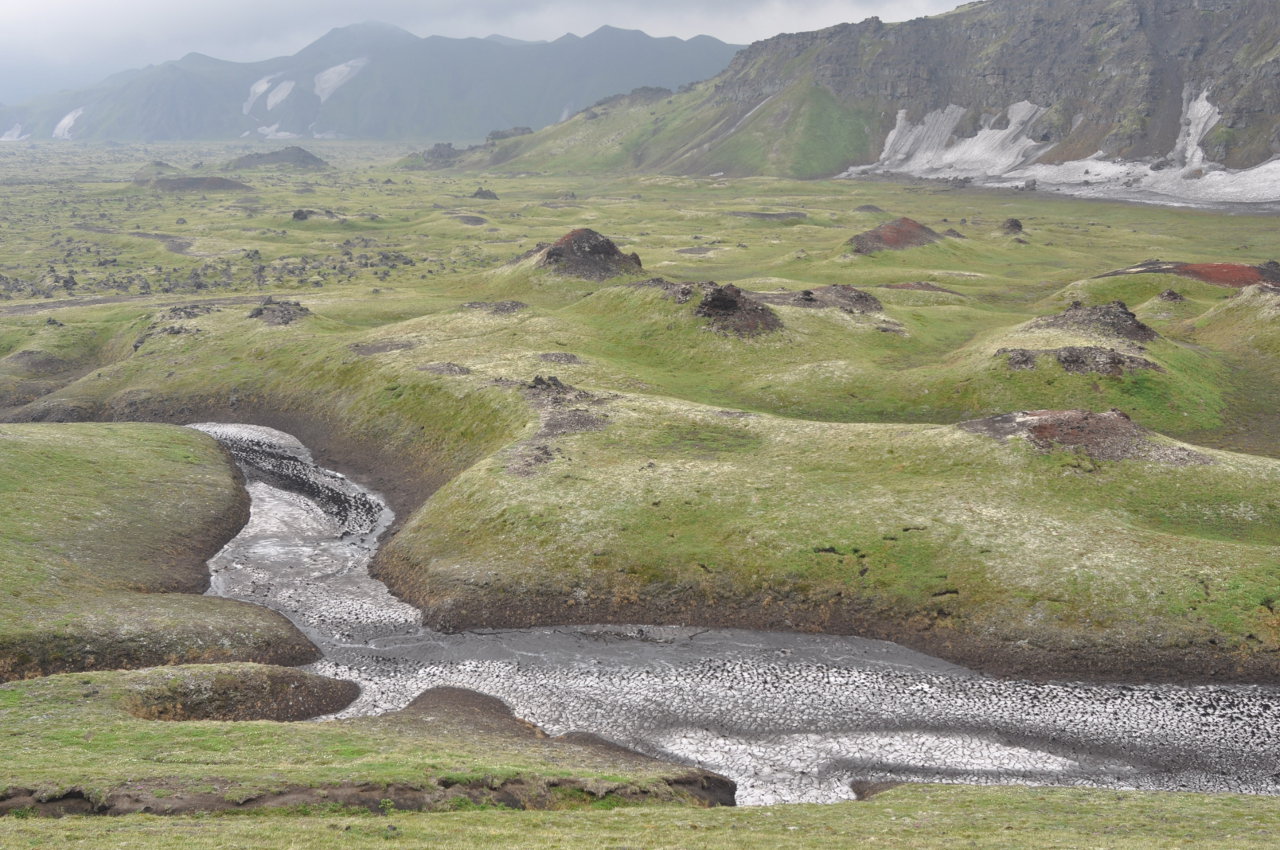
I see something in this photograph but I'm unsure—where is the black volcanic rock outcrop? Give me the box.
[997,346,1163,376]
[150,177,253,192]
[849,218,944,254]
[752,284,883,313]
[535,229,643,280]
[225,147,329,170]
[1029,301,1157,342]
[694,284,783,337]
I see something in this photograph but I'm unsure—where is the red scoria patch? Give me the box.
[848,217,944,254]
[1173,264,1264,287]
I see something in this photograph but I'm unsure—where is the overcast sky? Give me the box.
[0,0,963,104]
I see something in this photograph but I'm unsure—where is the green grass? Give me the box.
[0,665,709,808]
[4,784,1280,848]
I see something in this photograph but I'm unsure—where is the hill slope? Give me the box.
[469,0,1280,203]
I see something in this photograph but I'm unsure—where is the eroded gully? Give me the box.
[191,423,1280,806]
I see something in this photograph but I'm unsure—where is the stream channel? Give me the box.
[192,423,1280,806]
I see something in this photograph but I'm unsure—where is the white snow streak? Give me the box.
[0,122,27,141]
[51,107,84,140]
[266,80,295,111]
[872,101,1051,177]
[243,74,280,115]
[314,58,368,103]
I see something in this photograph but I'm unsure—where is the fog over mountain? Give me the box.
[0,0,959,105]
[0,23,743,142]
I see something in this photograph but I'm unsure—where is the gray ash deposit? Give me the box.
[195,423,1280,806]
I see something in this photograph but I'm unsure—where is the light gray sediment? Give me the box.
[194,423,1280,806]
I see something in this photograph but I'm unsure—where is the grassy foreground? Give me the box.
[3,784,1280,849]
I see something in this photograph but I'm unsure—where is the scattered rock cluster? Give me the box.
[248,296,311,325]
[997,346,1163,376]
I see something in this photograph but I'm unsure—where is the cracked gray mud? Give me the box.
[192,423,1280,806]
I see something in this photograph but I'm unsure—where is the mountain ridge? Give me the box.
[0,22,741,143]
[465,0,1280,205]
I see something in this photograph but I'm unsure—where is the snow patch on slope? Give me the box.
[266,80,296,111]
[1173,88,1221,170]
[52,107,85,140]
[257,123,301,140]
[846,90,1280,207]
[0,123,28,142]
[314,58,368,103]
[243,74,280,115]
[861,101,1052,178]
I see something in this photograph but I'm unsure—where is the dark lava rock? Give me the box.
[694,283,783,337]
[453,215,488,226]
[162,304,216,320]
[462,300,527,315]
[752,284,883,314]
[726,210,807,221]
[45,317,63,327]
[854,204,885,213]
[419,362,472,375]
[248,296,311,326]
[1157,289,1187,302]
[1002,218,1024,234]
[536,228,643,280]
[1029,300,1158,342]
[225,146,329,170]
[943,228,968,239]
[350,340,417,356]
[959,409,1212,466]
[150,177,253,192]
[996,346,1163,376]
[539,352,583,364]
[632,277,700,304]
[849,217,945,254]
[471,187,499,200]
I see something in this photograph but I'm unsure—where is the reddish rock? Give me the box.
[848,217,945,254]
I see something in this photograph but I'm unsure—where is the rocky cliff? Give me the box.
[482,0,1280,203]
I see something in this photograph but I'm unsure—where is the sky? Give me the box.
[0,0,963,104]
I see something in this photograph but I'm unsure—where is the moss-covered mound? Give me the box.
[0,423,317,680]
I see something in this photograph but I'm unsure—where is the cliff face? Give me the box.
[606,0,1279,186]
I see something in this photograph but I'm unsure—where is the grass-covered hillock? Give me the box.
[0,664,728,815]
[375,392,1280,680]
[0,423,316,679]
